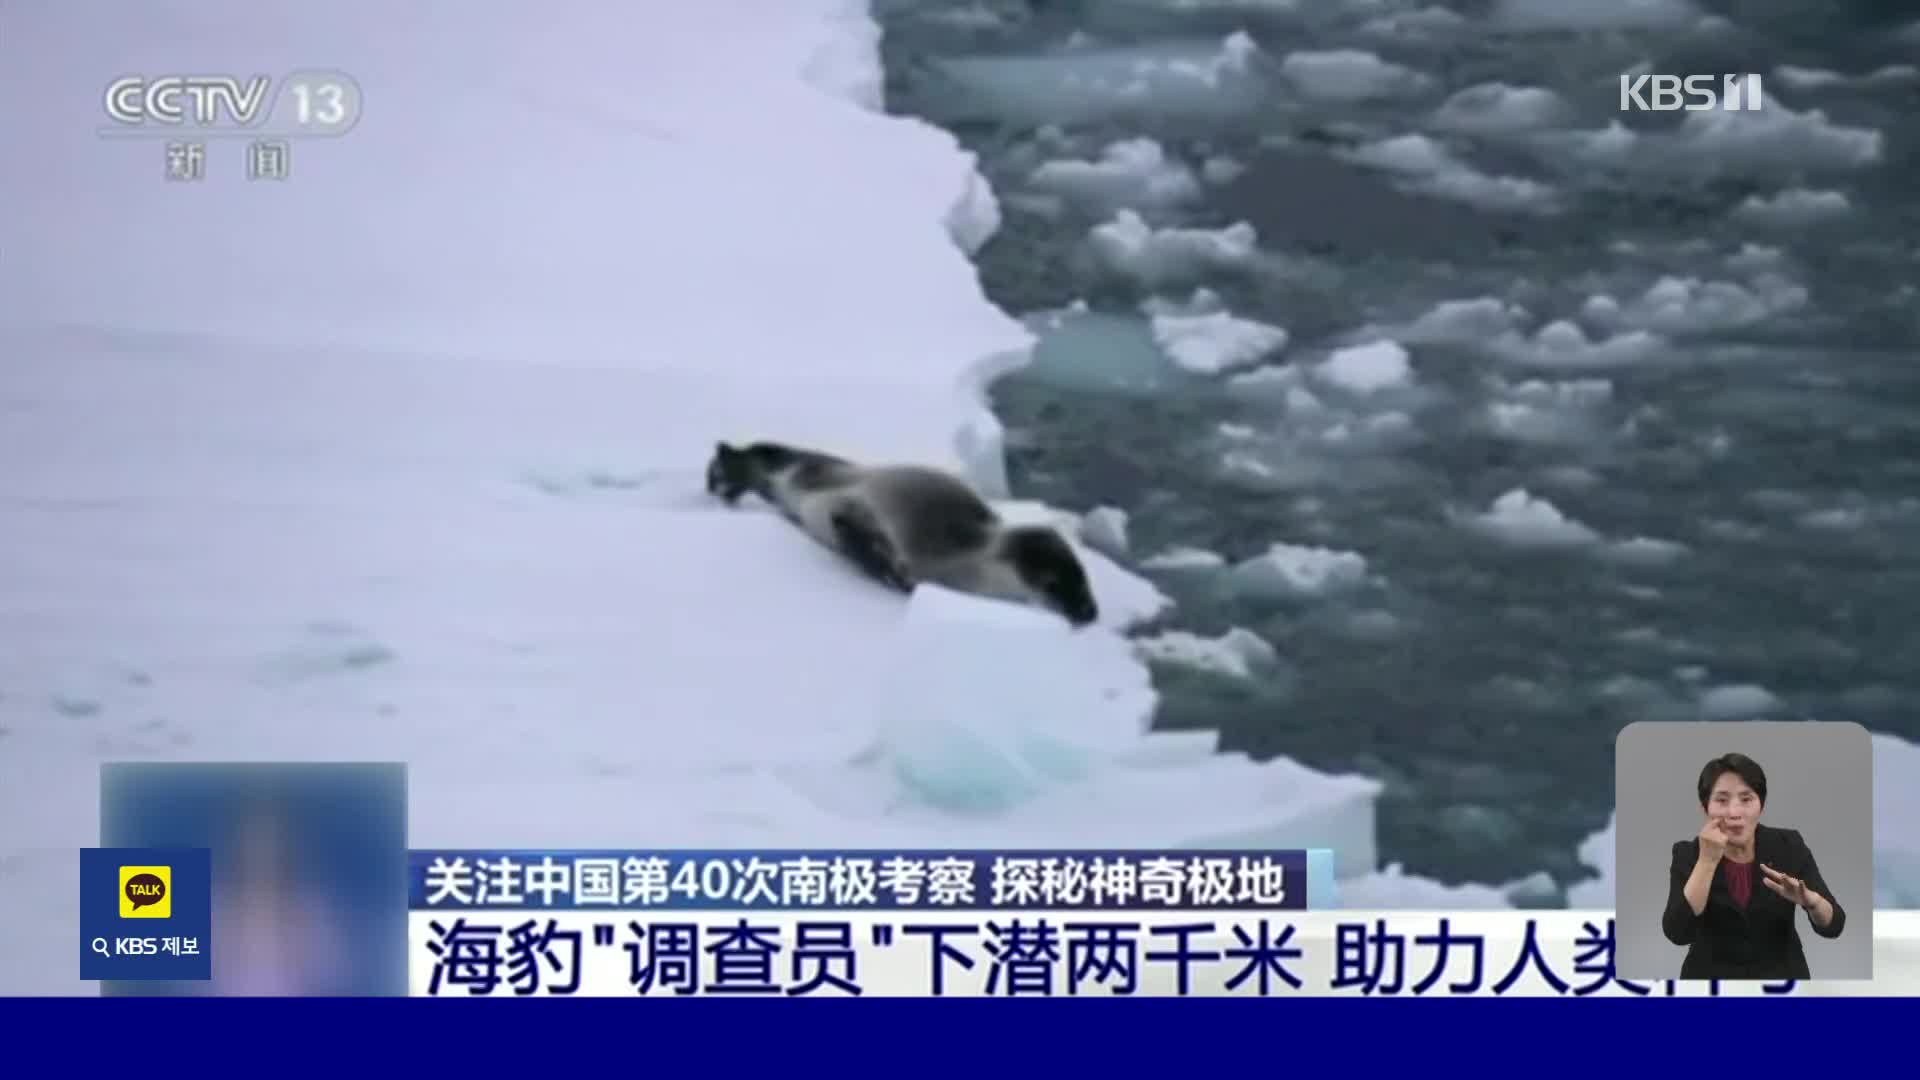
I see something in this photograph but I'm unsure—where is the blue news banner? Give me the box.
[413,848,1311,996]
[404,848,1803,997]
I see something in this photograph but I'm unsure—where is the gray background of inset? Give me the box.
[1614,721,1873,981]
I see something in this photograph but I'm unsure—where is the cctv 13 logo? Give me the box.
[120,864,172,918]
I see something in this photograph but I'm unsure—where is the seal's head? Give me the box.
[1000,525,1099,628]
[706,441,753,503]
[708,441,800,504]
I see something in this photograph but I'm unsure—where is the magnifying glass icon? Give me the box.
[91,937,109,957]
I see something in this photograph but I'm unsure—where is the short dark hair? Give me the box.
[1697,753,1767,809]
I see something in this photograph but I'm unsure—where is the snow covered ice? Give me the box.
[1026,138,1203,213]
[1089,211,1262,287]
[1134,627,1278,681]
[1491,0,1703,32]
[1144,290,1289,375]
[1276,49,1432,103]
[1548,84,1883,180]
[1466,490,1602,549]
[1228,544,1371,596]
[1731,189,1853,228]
[1338,135,1562,215]
[1316,340,1414,395]
[0,0,1389,993]
[926,32,1272,126]
[1430,83,1570,136]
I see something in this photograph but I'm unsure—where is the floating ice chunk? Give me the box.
[932,33,1272,124]
[1800,507,1869,531]
[1340,609,1404,640]
[1506,871,1564,906]
[1560,119,1639,161]
[872,585,1152,813]
[1726,243,1786,274]
[1019,308,1187,396]
[1552,82,1881,177]
[1431,83,1570,135]
[1278,49,1431,102]
[1148,309,1289,375]
[1142,287,1225,318]
[1164,30,1264,87]
[1340,135,1560,214]
[1134,627,1277,680]
[1027,138,1203,211]
[1079,506,1131,557]
[1469,490,1600,548]
[1158,0,1299,9]
[1360,6,1469,38]
[1486,401,1588,445]
[1498,319,1664,368]
[1480,385,1604,446]
[1775,63,1918,90]
[1208,351,1286,386]
[1566,812,1618,908]
[1316,340,1412,394]
[1284,385,1325,413]
[1320,411,1417,448]
[1602,536,1689,565]
[1140,547,1226,571]
[1088,210,1259,287]
[1511,378,1613,408]
[1697,684,1783,719]
[1492,0,1701,31]
[1201,156,1244,184]
[1774,65,1847,90]
[1866,64,1920,85]
[1536,319,1643,357]
[1398,297,1529,345]
[1588,275,1808,336]
[1083,561,1176,631]
[918,3,1008,30]
[1343,133,1454,174]
[1221,451,1279,482]
[1731,188,1852,227]
[1229,543,1368,595]
[1416,169,1560,215]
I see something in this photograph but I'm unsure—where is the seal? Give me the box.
[707,440,1099,627]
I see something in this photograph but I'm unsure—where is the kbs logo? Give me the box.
[1619,73,1764,112]
[119,865,172,918]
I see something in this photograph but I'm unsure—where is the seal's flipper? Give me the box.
[830,502,914,593]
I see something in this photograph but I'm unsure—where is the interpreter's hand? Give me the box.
[1697,819,1729,863]
[1760,864,1818,909]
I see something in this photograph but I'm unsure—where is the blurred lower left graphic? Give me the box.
[91,761,409,996]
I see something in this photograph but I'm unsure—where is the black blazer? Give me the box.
[1662,822,1846,980]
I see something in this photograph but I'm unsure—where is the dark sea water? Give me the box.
[875,0,1920,890]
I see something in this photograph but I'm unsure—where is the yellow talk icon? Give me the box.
[119,864,172,918]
